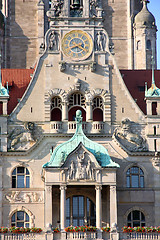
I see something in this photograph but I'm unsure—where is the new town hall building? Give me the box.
[0,0,160,239]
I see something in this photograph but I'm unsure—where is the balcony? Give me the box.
[50,121,110,134]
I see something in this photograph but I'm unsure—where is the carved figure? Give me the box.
[9,122,35,151]
[90,0,99,17]
[5,191,22,203]
[48,30,59,51]
[5,191,43,203]
[95,31,106,51]
[51,0,64,17]
[86,160,93,179]
[68,161,75,179]
[114,119,147,152]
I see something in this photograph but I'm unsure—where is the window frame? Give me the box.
[126,166,144,188]
[66,195,96,227]
[11,211,30,228]
[12,166,30,189]
[127,210,145,227]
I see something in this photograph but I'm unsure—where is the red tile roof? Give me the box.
[1,69,34,114]
[120,70,160,115]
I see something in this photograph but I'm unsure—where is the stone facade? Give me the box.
[0,1,160,240]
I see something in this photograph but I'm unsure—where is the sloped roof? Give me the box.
[120,70,160,115]
[1,69,34,114]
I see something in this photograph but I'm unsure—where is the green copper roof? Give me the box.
[43,110,119,168]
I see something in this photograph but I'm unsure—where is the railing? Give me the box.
[66,232,97,239]
[50,121,106,134]
[120,232,160,240]
[0,233,43,240]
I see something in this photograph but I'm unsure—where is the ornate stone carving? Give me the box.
[67,150,95,181]
[5,191,43,203]
[60,185,67,191]
[95,185,102,191]
[152,152,160,167]
[8,122,36,151]
[59,61,66,72]
[48,30,59,51]
[90,0,100,17]
[90,61,96,72]
[95,31,106,51]
[46,186,52,193]
[47,0,64,17]
[114,119,148,152]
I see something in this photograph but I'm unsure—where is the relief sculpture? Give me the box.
[67,151,94,181]
[8,122,36,151]
[5,191,43,203]
[114,119,148,152]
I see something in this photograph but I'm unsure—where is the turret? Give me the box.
[133,0,157,69]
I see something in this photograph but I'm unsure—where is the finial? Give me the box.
[141,0,149,8]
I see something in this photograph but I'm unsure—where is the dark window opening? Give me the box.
[154,126,157,135]
[68,106,86,121]
[152,102,157,115]
[127,211,145,227]
[146,40,151,50]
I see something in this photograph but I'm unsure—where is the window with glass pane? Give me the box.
[12,167,30,188]
[11,211,30,227]
[66,196,96,227]
[127,210,145,227]
[126,166,144,188]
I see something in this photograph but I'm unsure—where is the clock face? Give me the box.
[61,30,93,60]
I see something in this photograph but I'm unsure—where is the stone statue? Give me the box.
[114,119,148,152]
[90,0,99,17]
[50,0,64,17]
[95,31,106,51]
[49,31,59,50]
[86,160,93,179]
[68,161,75,179]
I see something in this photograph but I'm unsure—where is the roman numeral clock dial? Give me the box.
[61,30,93,61]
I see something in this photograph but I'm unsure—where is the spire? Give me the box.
[145,51,160,97]
[151,49,155,87]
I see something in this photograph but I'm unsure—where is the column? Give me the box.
[62,102,68,121]
[146,100,152,115]
[45,185,52,229]
[60,185,67,230]
[2,100,8,115]
[86,102,92,121]
[95,185,102,229]
[110,185,117,228]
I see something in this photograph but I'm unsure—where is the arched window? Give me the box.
[68,93,86,121]
[12,167,30,188]
[93,97,103,121]
[11,211,30,227]
[127,210,145,227]
[126,166,144,188]
[51,97,62,121]
[66,196,96,227]
[137,40,141,50]
[146,40,151,50]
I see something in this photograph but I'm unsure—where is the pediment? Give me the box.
[62,142,101,181]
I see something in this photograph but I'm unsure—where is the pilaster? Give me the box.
[60,185,67,230]
[95,185,102,229]
[45,185,52,229]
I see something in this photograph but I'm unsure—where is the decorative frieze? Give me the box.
[5,191,43,203]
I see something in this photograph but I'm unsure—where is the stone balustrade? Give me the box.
[50,121,106,134]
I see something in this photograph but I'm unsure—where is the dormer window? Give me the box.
[70,0,83,17]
